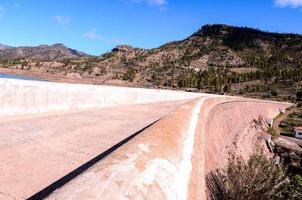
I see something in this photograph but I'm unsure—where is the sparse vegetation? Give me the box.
[206,153,302,200]
[1,24,302,101]
[268,127,277,137]
[279,108,302,136]
[123,67,137,82]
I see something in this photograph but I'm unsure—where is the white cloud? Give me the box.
[275,0,302,8]
[53,15,71,25]
[83,29,121,44]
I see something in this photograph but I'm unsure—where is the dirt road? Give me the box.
[273,107,295,135]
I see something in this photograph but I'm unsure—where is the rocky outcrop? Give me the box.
[207,47,245,67]
[274,137,302,169]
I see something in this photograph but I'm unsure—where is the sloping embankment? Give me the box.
[45,96,291,200]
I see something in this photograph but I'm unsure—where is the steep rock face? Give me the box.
[0,43,88,61]
[193,24,302,49]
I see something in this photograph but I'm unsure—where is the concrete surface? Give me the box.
[204,99,290,172]
[0,78,199,117]
[0,78,293,200]
[45,97,291,200]
[46,97,207,200]
[0,100,186,200]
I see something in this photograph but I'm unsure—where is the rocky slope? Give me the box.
[96,24,302,70]
[1,24,302,99]
[0,43,88,61]
[87,25,300,85]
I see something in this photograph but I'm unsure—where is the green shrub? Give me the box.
[123,67,136,82]
[268,127,277,136]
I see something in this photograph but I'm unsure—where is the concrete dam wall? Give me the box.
[45,96,291,200]
[0,78,292,199]
[0,78,200,117]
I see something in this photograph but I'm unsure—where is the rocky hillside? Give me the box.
[97,24,302,69]
[87,24,302,91]
[1,24,302,100]
[0,43,88,61]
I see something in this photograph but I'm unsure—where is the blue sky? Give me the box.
[0,0,302,55]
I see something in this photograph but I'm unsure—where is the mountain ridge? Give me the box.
[0,43,89,61]
[1,24,302,100]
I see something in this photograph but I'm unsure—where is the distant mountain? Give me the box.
[2,24,302,99]
[0,43,12,50]
[0,43,89,61]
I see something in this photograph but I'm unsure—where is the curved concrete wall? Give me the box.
[0,78,200,116]
[46,96,292,200]
[1,78,292,199]
[194,97,292,198]
[47,97,207,200]
[204,99,289,172]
